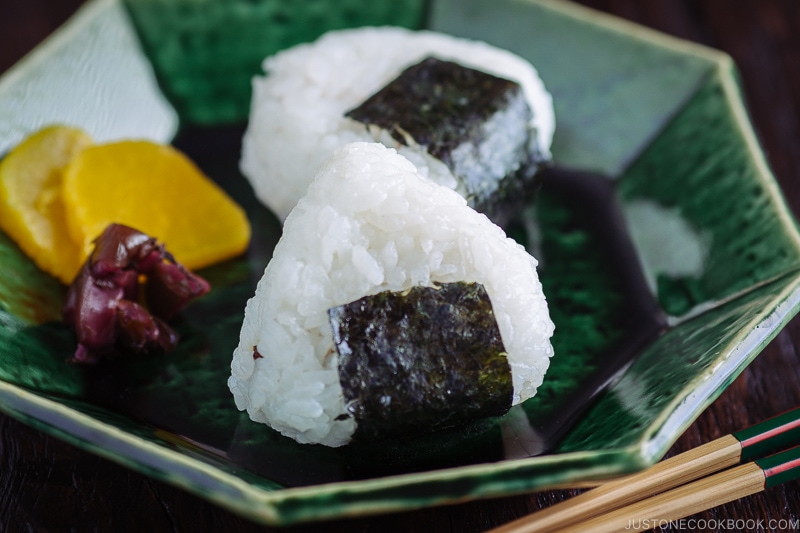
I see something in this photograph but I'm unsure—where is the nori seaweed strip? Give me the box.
[329,281,513,442]
[345,57,549,223]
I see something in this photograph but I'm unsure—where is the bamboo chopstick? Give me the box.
[488,406,800,533]
[558,444,800,533]
[556,461,767,533]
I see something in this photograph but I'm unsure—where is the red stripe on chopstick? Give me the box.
[739,417,800,448]
[762,456,800,479]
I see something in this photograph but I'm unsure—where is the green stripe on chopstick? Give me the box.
[734,406,800,461]
[756,445,800,488]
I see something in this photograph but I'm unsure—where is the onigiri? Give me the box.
[228,142,554,447]
[240,26,555,222]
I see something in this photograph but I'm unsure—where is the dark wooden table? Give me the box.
[2,1,799,531]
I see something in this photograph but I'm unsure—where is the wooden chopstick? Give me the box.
[488,406,800,533]
[557,444,800,533]
[555,461,767,533]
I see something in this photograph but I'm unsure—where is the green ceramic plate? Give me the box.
[3,0,800,526]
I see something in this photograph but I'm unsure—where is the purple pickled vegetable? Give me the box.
[63,223,210,364]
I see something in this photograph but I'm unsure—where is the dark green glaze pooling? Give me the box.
[508,168,665,450]
[0,232,66,325]
[330,282,512,442]
[346,57,546,222]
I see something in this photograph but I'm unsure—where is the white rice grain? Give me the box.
[229,143,555,447]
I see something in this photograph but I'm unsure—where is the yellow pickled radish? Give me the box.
[0,125,92,283]
[61,140,251,271]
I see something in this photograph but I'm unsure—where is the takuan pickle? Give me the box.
[62,139,251,274]
[0,125,251,284]
[0,125,92,283]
